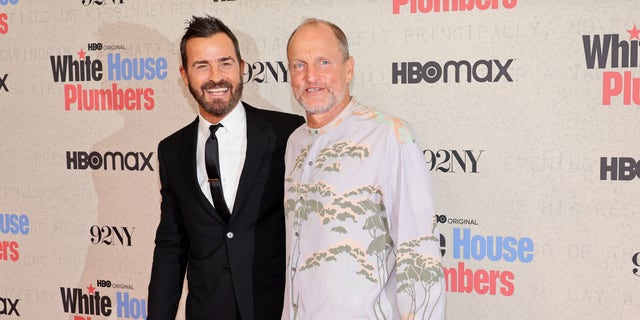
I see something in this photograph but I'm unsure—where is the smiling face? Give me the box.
[287,23,354,128]
[180,33,244,124]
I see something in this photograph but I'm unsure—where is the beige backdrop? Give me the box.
[1,0,638,319]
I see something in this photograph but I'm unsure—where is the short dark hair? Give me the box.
[287,18,350,61]
[180,15,242,69]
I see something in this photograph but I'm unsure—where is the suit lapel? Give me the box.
[231,104,273,218]
[179,118,225,224]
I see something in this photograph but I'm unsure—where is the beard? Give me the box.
[294,86,345,115]
[189,79,243,118]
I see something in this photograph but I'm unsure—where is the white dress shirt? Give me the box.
[196,102,247,213]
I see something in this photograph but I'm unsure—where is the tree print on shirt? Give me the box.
[286,140,442,319]
[285,180,391,319]
[286,141,398,319]
[315,141,369,172]
[285,179,336,319]
[396,229,445,319]
[291,141,370,174]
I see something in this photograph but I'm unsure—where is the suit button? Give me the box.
[223,266,231,273]
[226,232,234,239]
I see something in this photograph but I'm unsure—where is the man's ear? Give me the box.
[346,56,355,82]
[179,65,189,86]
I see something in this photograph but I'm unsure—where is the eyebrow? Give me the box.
[192,56,235,66]
[218,56,235,63]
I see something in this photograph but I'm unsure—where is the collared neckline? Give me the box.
[198,101,246,137]
[305,97,356,136]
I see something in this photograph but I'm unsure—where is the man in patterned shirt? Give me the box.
[281,18,446,319]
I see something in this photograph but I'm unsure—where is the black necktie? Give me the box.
[205,124,231,223]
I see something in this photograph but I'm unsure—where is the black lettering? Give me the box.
[472,59,492,83]
[465,150,484,173]
[139,152,154,171]
[422,61,441,83]
[0,74,8,92]
[600,157,617,180]
[124,152,139,170]
[632,252,640,276]
[0,298,20,316]
[582,35,611,69]
[493,59,513,82]
[112,226,134,246]
[618,157,638,180]
[392,62,406,84]
[424,149,483,173]
[443,60,471,83]
[436,149,451,172]
[103,151,124,170]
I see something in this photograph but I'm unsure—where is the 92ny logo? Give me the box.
[243,61,289,83]
[424,149,484,173]
[90,225,135,246]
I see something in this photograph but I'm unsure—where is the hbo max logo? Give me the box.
[392,59,513,84]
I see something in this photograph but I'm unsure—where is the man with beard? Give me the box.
[148,16,304,320]
[281,19,445,319]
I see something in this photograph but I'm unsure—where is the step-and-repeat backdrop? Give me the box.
[1,0,638,319]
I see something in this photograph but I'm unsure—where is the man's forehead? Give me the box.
[186,36,237,57]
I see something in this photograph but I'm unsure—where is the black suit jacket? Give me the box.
[148,103,304,320]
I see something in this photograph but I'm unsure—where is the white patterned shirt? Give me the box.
[282,98,445,320]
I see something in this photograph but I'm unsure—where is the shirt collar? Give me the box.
[305,97,357,136]
[198,101,246,137]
